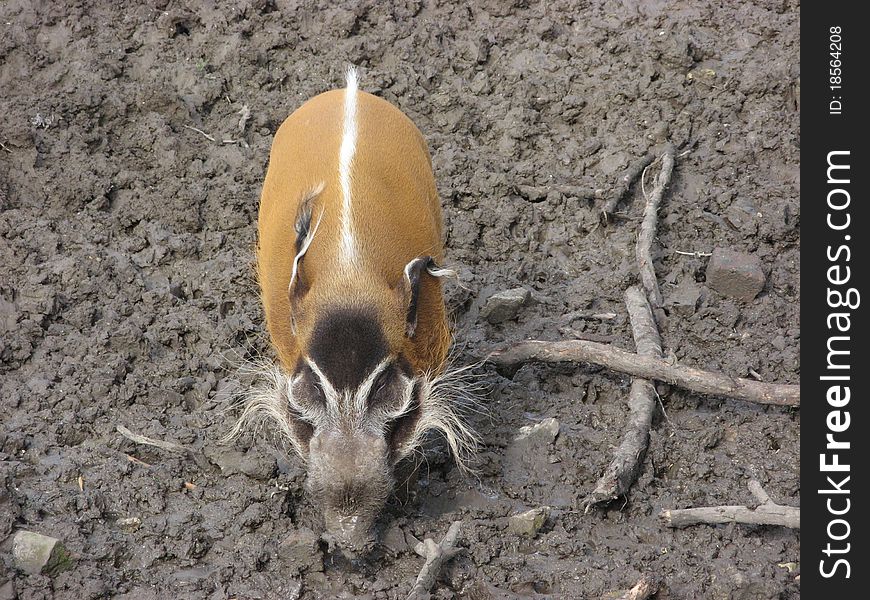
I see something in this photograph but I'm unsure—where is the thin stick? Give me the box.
[636,145,675,309]
[583,287,662,510]
[607,574,662,600]
[602,152,657,216]
[0,141,11,153]
[661,480,799,529]
[674,250,712,258]
[560,310,618,322]
[125,453,152,468]
[237,104,251,135]
[182,124,216,142]
[116,425,212,471]
[489,340,799,407]
[407,521,463,600]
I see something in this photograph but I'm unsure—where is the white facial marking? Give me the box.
[352,358,393,416]
[304,355,414,429]
[338,66,359,264]
[305,358,340,419]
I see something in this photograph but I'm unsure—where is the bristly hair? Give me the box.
[219,357,299,456]
[222,353,487,474]
[220,355,328,462]
[391,358,487,474]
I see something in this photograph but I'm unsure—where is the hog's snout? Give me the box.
[323,511,375,555]
[307,430,393,554]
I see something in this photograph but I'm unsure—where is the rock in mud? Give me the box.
[11,530,73,576]
[507,507,551,537]
[0,581,16,600]
[381,525,410,556]
[480,288,531,324]
[116,517,142,532]
[514,418,560,444]
[706,248,766,301]
[665,279,703,316]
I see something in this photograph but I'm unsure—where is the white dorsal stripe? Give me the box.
[338,66,359,263]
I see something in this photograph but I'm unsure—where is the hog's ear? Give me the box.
[288,184,324,333]
[399,256,453,338]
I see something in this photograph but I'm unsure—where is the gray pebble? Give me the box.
[706,248,766,301]
[480,287,531,324]
[12,530,73,576]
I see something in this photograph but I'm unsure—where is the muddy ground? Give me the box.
[0,0,800,598]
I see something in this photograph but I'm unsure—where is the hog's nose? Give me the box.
[324,511,375,555]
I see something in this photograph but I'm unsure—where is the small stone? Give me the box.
[514,418,560,443]
[381,526,409,556]
[207,448,276,480]
[480,288,531,324]
[706,248,766,301]
[277,527,322,574]
[725,198,758,230]
[12,530,73,576]
[771,335,787,351]
[17,285,57,316]
[0,581,16,600]
[281,580,303,600]
[116,517,142,532]
[507,507,551,537]
[665,279,703,315]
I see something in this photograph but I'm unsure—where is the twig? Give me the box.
[125,453,152,468]
[560,310,618,322]
[602,152,657,217]
[553,184,597,200]
[116,425,212,471]
[182,124,216,142]
[674,250,712,258]
[583,286,662,510]
[748,368,764,381]
[0,141,11,153]
[636,145,675,310]
[237,104,251,135]
[117,424,190,453]
[488,341,799,407]
[661,479,799,529]
[407,521,463,600]
[605,574,662,600]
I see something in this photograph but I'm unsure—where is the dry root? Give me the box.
[407,521,464,600]
[661,480,800,529]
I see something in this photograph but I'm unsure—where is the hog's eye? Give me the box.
[386,380,423,462]
[293,364,326,407]
[368,366,403,410]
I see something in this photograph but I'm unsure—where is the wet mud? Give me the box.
[1,0,800,598]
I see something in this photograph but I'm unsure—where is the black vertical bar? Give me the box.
[801,4,868,596]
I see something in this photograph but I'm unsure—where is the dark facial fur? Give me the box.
[227,310,479,555]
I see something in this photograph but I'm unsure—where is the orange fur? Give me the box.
[257,86,451,375]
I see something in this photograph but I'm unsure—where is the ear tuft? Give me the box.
[288,183,325,333]
[401,256,453,338]
[402,257,429,338]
